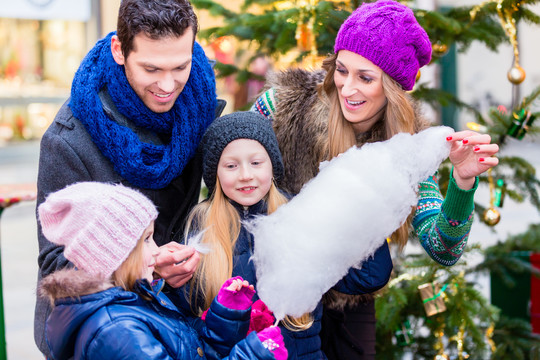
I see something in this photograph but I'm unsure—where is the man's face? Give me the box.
[111,31,194,113]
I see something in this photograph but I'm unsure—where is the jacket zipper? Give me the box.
[243,207,254,254]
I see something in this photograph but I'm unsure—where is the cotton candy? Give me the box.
[246,126,454,320]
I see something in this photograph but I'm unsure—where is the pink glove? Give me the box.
[257,326,288,360]
[248,299,275,334]
[217,276,256,310]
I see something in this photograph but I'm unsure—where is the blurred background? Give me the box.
[0,0,539,359]
[0,0,539,142]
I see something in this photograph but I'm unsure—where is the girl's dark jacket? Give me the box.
[40,268,276,360]
[169,199,392,360]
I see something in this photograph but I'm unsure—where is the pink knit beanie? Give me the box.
[334,0,432,91]
[38,182,158,279]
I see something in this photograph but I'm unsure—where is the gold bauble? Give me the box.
[432,42,449,57]
[483,208,501,226]
[507,65,526,85]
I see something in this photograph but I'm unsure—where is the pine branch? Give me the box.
[492,316,540,360]
[519,85,540,110]
[191,0,236,18]
[412,85,484,124]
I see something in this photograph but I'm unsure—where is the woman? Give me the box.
[251,0,499,358]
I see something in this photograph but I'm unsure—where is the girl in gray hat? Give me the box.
[167,111,392,360]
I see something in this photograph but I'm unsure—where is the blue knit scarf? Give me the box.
[69,32,217,189]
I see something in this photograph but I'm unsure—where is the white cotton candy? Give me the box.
[246,126,454,320]
[186,229,212,254]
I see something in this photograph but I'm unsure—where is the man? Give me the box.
[34,0,224,356]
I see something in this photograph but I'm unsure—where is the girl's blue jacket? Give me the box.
[40,268,277,360]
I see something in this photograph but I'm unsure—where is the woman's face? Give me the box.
[217,139,273,207]
[334,50,388,134]
[141,221,160,283]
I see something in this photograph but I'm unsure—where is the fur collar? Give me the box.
[39,268,114,306]
[265,68,329,194]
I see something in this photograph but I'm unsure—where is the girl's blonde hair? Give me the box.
[186,170,313,330]
[320,53,417,250]
[112,234,152,299]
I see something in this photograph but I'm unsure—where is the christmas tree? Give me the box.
[193,0,540,358]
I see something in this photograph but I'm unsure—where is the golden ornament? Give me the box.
[507,64,526,85]
[485,168,501,226]
[486,323,497,353]
[483,207,501,226]
[432,42,449,57]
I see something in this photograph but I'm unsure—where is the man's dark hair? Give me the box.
[117,0,199,58]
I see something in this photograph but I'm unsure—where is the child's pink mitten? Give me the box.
[257,326,288,360]
[248,299,275,334]
[217,276,255,310]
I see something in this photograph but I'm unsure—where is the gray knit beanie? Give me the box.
[201,111,284,195]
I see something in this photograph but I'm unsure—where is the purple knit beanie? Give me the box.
[334,0,432,91]
[38,182,158,279]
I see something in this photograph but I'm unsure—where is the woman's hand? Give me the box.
[446,130,499,190]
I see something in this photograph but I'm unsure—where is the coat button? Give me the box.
[197,347,204,357]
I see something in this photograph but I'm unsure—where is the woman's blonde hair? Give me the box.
[320,53,417,249]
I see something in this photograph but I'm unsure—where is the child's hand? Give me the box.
[217,276,256,310]
[226,278,255,292]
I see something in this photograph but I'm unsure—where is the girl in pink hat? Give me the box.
[38,181,286,360]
